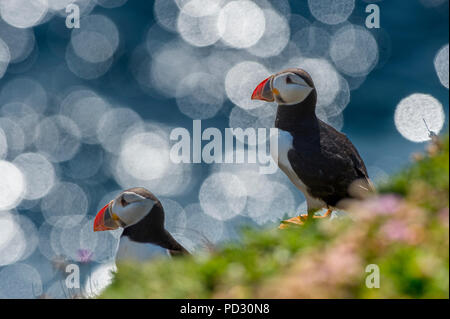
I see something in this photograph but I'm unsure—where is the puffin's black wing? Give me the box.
[287,121,373,206]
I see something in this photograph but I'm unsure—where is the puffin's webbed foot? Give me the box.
[279,216,305,229]
[312,209,332,219]
[278,209,332,229]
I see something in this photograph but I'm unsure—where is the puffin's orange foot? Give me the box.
[313,209,333,219]
[278,216,305,229]
[278,210,333,229]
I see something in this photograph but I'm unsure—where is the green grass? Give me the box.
[380,135,449,211]
[100,135,449,299]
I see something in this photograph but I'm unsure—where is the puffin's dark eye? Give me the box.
[121,197,128,207]
[286,76,294,84]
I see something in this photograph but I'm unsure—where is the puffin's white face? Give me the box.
[111,191,156,227]
[271,72,313,106]
[94,191,157,232]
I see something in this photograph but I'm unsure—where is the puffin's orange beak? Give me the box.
[251,75,274,102]
[93,201,117,232]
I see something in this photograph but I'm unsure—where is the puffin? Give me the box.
[251,68,374,227]
[93,187,189,256]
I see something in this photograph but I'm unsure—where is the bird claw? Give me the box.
[314,209,332,219]
[278,216,305,229]
[278,210,333,229]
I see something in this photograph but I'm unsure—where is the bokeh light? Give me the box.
[12,215,39,262]
[0,117,26,159]
[1,102,40,148]
[419,0,448,8]
[0,77,48,114]
[66,144,104,179]
[60,90,110,144]
[150,40,202,98]
[0,0,48,29]
[0,212,24,266]
[95,0,128,8]
[245,181,296,225]
[308,0,355,25]
[0,38,10,78]
[176,72,224,119]
[292,25,331,58]
[113,125,194,197]
[34,115,81,163]
[177,5,221,47]
[40,182,89,228]
[13,153,56,200]
[154,0,180,32]
[0,19,35,63]
[70,15,119,63]
[0,127,6,159]
[0,160,25,211]
[330,25,379,77]
[0,263,42,298]
[184,203,224,246]
[434,44,449,89]
[218,1,266,49]
[97,107,143,154]
[66,42,114,79]
[119,132,170,181]
[247,9,290,58]
[199,172,247,221]
[225,61,271,110]
[395,93,445,142]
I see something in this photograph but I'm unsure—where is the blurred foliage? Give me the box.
[100,135,449,299]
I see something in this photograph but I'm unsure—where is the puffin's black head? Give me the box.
[251,68,316,107]
[93,187,159,232]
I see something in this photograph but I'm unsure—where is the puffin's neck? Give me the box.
[275,96,319,133]
[121,203,189,255]
[158,230,190,256]
[148,208,188,254]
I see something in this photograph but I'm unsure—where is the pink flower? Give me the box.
[380,220,417,244]
[77,249,93,263]
[438,207,449,228]
[363,194,403,216]
[377,195,403,213]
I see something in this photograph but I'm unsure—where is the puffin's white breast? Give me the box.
[271,129,326,210]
